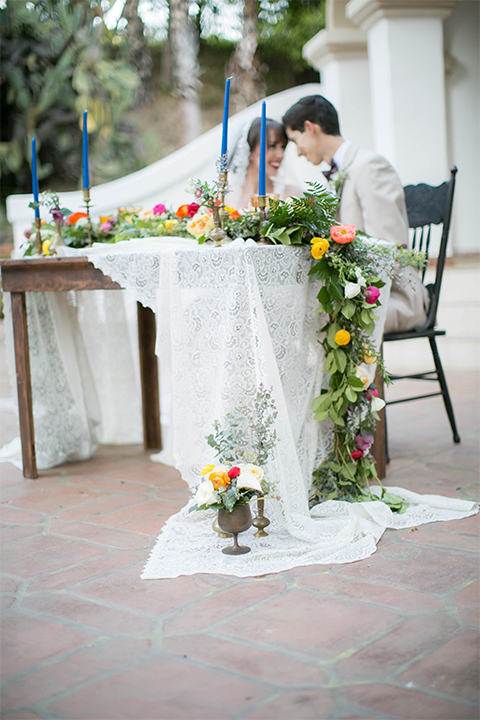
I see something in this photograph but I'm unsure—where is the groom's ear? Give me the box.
[304,120,321,136]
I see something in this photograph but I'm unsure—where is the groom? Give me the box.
[282,95,429,333]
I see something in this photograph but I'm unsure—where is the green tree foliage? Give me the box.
[259,0,326,74]
[0,0,140,199]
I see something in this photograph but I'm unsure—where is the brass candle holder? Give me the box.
[34,217,42,255]
[255,195,270,245]
[218,169,229,231]
[208,157,229,247]
[83,187,93,246]
[252,496,270,537]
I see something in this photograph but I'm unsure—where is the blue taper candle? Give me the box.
[31,137,40,219]
[258,101,267,196]
[221,78,231,160]
[82,110,89,190]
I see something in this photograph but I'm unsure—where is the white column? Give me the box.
[303,0,373,149]
[346,0,458,185]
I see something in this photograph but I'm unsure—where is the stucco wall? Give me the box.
[444,0,480,255]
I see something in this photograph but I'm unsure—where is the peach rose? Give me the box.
[187,212,214,239]
[330,224,356,245]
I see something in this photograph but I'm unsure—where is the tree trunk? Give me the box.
[121,0,153,106]
[168,0,202,143]
[228,0,265,112]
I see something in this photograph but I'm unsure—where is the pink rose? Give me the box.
[355,433,374,452]
[365,388,378,402]
[364,286,380,304]
[187,202,200,217]
[351,450,363,460]
[153,204,167,216]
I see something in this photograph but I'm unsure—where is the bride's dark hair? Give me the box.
[247,117,288,152]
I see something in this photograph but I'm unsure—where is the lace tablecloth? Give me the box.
[70,237,477,577]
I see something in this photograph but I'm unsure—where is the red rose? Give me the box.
[228,466,241,479]
[187,203,200,217]
[351,450,363,460]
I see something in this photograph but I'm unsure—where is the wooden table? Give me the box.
[0,256,161,478]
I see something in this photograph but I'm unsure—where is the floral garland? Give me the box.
[261,183,423,511]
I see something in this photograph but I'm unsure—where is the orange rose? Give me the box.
[68,212,88,226]
[224,205,240,219]
[330,224,356,245]
[176,204,190,218]
[209,471,231,490]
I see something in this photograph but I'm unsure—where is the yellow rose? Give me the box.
[201,464,215,476]
[334,329,351,346]
[311,239,330,259]
[186,212,214,239]
[164,219,179,230]
[42,238,53,256]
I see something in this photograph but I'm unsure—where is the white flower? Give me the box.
[355,268,367,287]
[344,282,361,299]
[194,480,217,506]
[184,178,198,194]
[356,365,374,390]
[237,472,263,492]
[76,217,89,228]
[371,396,386,412]
[238,464,264,481]
[236,464,264,492]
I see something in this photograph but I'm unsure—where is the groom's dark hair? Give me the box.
[282,95,341,136]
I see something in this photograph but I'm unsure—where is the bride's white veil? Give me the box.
[227,120,252,208]
[227,115,305,209]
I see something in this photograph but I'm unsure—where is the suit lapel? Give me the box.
[335,143,359,202]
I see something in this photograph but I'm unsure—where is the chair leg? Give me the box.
[428,335,461,443]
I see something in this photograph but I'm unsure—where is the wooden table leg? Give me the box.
[137,302,162,450]
[10,292,37,478]
[372,360,386,480]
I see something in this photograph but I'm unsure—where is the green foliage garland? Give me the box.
[263,183,419,511]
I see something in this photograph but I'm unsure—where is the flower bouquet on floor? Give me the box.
[189,385,278,555]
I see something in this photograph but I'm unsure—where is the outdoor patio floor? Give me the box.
[0,320,478,719]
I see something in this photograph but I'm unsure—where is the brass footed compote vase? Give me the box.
[217,504,252,555]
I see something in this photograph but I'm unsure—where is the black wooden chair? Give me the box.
[384,166,460,461]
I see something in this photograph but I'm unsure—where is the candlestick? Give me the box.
[83,188,93,246]
[220,77,231,168]
[258,101,266,196]
[34,217,42,255]
[31,138,40,219]
[82,110,89,190]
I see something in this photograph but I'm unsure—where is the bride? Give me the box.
[228,117,304,210]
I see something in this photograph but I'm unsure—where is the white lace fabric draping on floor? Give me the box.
[77,238,477,578]
[1,283,142,471]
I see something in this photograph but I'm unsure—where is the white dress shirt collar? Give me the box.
[332,139,352,170]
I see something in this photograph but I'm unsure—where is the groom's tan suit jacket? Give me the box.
[335,143,429,333]
[337,144,408,245]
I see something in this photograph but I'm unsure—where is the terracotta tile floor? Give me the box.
[1,321,479,720]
